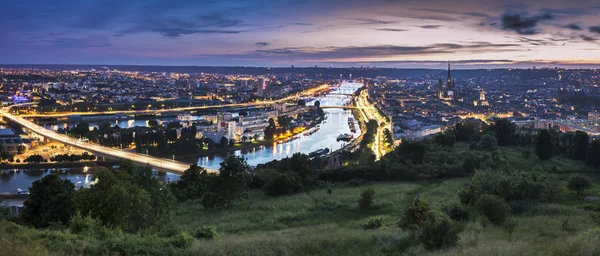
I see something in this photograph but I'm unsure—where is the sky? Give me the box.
[2,0,600,68]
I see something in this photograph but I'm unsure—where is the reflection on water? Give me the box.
[2,83,361,190]
[196,83,362,170]
[43,116,203,131]
[0,168,180,192]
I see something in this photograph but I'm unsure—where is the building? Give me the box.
[437,63,456,100]
[257,77,267,97]
[589,112,600,122]
[0,128,33,153]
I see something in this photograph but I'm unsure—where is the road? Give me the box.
[354,89,390,160]
[1,105,213,174]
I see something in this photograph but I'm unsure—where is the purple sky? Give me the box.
[2,0,600,68]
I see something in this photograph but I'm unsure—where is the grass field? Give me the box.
[2,145,600,255]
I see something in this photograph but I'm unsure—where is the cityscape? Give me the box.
[2,0,600,255]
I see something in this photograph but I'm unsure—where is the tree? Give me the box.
[16,145,26,154]
[434,133,455,147]
[418,216,460,250]
[24,154,45,163]
[148,120,159,128]
[170,165,212,201]
[477,134,498,151]
[567,174,592,195]
[71,122,90,137]
[289,153,314,186]
[535,129,554,160]
[572,131,589,161]
[398,199,431,232]
[74,165,173,233]
[490,119,516,146]
[211,156,252,207]
[98,122,112,133]
[358,188,375,210]
[219,136,229,147]
[395,140,427,164]
[452,122,480,142]
[587,140,600,167]
[476,194,511,225]
[22,175,75,228]
[297,99,306,106]
[262,171,302,196]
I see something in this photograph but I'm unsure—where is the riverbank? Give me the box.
[0,161,118,170]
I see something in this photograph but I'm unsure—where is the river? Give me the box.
[0,82,362,192]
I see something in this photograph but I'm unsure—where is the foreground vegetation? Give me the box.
[3,119,600,255]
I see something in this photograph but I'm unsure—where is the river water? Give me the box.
[0,82,362,192]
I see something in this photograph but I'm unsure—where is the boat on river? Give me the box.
[0,188,30,199]
[337,133,354,141]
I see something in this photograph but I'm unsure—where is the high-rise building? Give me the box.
[257,77,267,97]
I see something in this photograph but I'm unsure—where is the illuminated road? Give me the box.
[355,89,390,160]
[1,105,214,174]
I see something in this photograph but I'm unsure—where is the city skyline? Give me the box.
[2,0,600,68]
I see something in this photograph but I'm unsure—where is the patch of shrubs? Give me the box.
[444,204,469,222]
[193,226,219,239]
[51,152,96,162]
[358,188,376,210]
[398,199,460,251]
[418,216,460,250]
[169,232,195,248]
[363,217,383,230]
[398,199,431,232]
[476,194,511,225]
[459,169,558,204]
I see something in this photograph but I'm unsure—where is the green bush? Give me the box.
[398,199,431,232]
[69,212,100,234]
[358,188,375,210]
[444,204,469,221]
[193,226,219,239]
[590,212,600,225]
[169,232,194,248]
[418,216,460,250]
[262,172,303,196]
[567,174,592,195]
[200,192,222,209]
[476,194,511,225]
[362,217,383,230]
[477,134,498,151]
[460,170,558,204]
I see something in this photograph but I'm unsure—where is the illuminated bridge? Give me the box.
[1,105,217,174]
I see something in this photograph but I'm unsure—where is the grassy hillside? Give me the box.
[2,146,600,255]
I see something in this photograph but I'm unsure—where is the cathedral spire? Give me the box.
[447,63,451,83]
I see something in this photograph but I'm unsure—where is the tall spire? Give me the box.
[447,63,451,83]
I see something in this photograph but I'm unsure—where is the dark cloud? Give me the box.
[564,23,582,31]
[291,22,313,26]
[590,26,600,34]
[373,28,408,32]
[581,35,596,42]
[418,25,442,29]
[242,42,520,61]
[515,37,554,46]
[256,42,269,47]
[43,37,111,48]
[121,12,249,38]
[501,12,554,35]
[350,18,396,25]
